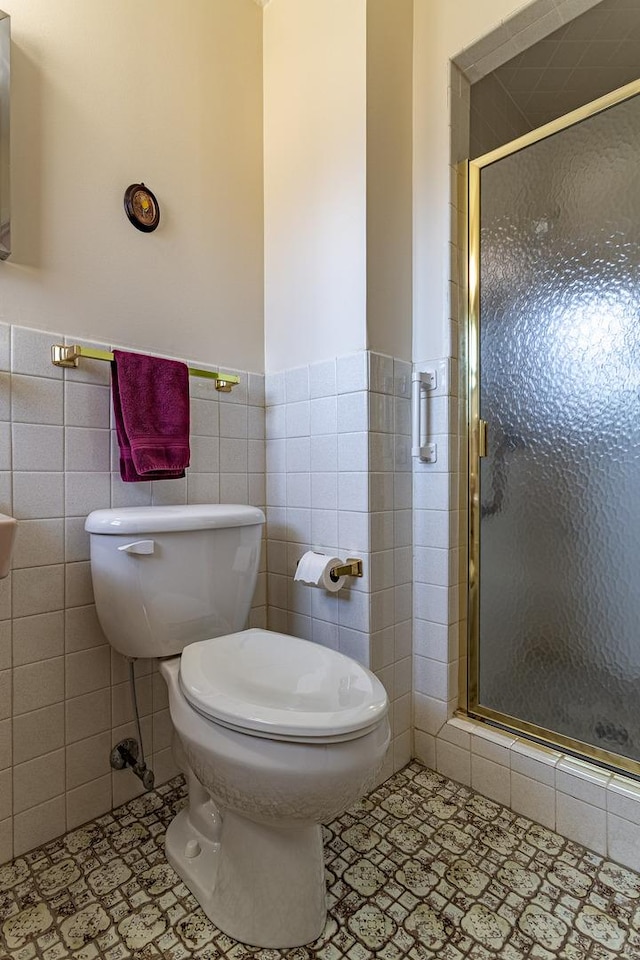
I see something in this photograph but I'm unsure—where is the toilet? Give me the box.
[85,505,390,948]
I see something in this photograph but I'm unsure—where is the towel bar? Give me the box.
[50,344,240,392]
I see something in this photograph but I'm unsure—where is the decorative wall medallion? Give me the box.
[124,183,160,232]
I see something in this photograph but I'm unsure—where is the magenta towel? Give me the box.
[111,349,190,483]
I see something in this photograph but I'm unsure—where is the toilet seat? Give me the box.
[179,628,388,743]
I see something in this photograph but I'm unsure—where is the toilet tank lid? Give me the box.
[85,504,265,534]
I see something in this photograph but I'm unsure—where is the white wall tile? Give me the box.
[65,605,106,653]
[13,565,64,618]
[151,476,187,505]
[13,520,64,569]
[14,657,65,715]
[13,704,65,765]
[286,437,311,473]
[13,473,64,520]
[287,474,311,508]
[14,795,66,856]
[266,404,285,439]
[436,739,471,786]
[191,397,219,437]
[337,392,368,434]
[12,423,64,471]
[11,327,63,380]
[187,472,220,505]
[338,473,369,512]
[190,436,220,473]
[219,438,247,473]
[310,435,337,473]
[0,770,7,820]
[219,403,247,439]
[285,401,310,438]
[510,739,560,787]
[370,473,394,512]
[264,371,285,406]
[65,689,111,744]
[14,748,65,813]
[556,792,607,855]
[309,359,336,399]
[285,366,309,403]
[65,472,110,517]
[608,776,640,826]
[414,693,448,736]
[13,612,64,666]
[66,775,111,831]
[556,757,610,809]
[311,510,339,548]
[369,353,395,395]
[310,397,338,437]
[607,814,640,873]
[65,382,110,428]
[511,771,556,829]
[336,353,368,393]
[338,511,369,554]
[11,375,64,425]
[472,754,510,806]
[65,646,111,699]
[248,374,265,407]
[369,394,394,433]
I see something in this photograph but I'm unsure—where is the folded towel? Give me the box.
[112,349,190,482]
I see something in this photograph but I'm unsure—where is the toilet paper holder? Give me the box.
[329,558,363,582]
[296,556,364,582]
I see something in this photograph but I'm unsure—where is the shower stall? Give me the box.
[465,78,640,777]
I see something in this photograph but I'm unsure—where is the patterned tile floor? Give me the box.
[1,761,640,959]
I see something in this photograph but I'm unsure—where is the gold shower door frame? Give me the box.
[464,76,640,778]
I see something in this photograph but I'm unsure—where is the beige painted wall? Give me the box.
[263,0,367,372]
[2,0,264,371]
[366,0,413,361]
[413,0,527,360]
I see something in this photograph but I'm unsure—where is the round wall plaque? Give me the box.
[124,183,160,233]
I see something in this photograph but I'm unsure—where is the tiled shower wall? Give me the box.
[265,351,413,778]
[0,323,266,862]
[412,25,640,871]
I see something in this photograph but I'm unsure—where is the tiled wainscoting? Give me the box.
[434,716,640,874]
[0,323,266,862]
[264,351,413,778]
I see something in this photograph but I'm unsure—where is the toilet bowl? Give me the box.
[85,505,390,948]
[160,629,389,946]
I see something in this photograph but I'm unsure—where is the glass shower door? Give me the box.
[468,81,640,773]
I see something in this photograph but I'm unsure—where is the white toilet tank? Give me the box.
[85,505,265,659]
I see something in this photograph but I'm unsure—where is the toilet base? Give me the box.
[165,806,327,948]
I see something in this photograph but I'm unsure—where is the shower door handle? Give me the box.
[478,420,488,458]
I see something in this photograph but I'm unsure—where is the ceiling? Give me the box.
[482,0,640,132]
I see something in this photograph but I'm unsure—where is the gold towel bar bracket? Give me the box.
[50,344,239,392]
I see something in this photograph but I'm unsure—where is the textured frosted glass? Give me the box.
[478,94,640,764]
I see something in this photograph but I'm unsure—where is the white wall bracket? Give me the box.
[411,370,437,463]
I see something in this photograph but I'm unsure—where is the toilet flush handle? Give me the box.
[117,539,155,555]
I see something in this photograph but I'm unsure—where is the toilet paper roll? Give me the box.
[294,551,347,593]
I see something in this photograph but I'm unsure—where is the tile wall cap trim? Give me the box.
[447,716,477,737]
[556,755,612,788]
[509,736,563,766]
[470,726,518,751]
[609,774,640,802]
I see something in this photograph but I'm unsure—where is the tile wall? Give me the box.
[469,71,530,159]
[0,323,266,862]
[264,351,413,778]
